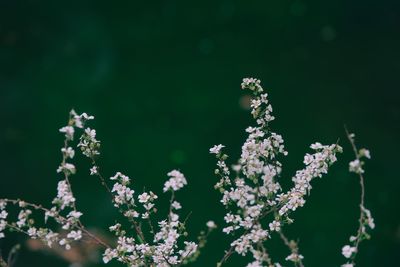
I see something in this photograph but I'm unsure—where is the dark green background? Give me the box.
[0,0,399,266]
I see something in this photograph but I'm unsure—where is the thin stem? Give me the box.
[168,191,175,220]
[1,198,110,249]
[344,126,366,264]
[217,246,235,267]
[278,231,304,267]
[6,244,20,267]
[90,158,113,197]
[257,241,274,266]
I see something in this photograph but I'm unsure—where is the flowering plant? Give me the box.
[0,78,373,267]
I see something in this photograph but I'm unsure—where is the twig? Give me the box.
[344,126,367,264]
[278,231,304,267]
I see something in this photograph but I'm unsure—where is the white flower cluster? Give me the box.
[211,78,343,266]
[0,78,374,267]
[277,143,342,218]
[110,172,135,207]
[241,78,263,93]
[349,147,370,174]
[102,170,208,266]
[163,170,187,192]
[78,127,100,157]
[66,111,215,266]
[0,110,96,251]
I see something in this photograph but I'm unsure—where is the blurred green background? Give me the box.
[0,0,399,266]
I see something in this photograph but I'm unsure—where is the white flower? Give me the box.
[78,112,95,126]
[206,220,217,229]
[59,238,70,250]
[28,227,37,237]
[61,147,75,159]
[342,245,357,258]
[180,241,198,257]
[90,166,98,175]
[112,183,134,206]
[303,154,313,165]
[109,223,121,232]
[144,203,154,210]
[0,200,6,210]
[223,226,234,234]
[110,172,130,185]
[78,127,101,158]
[210,144,225,154]
[70,110,94,128]
[163,170,187,192]
[85,128,96,139]
[67,230,82,240]
[269,220,280,232]
[80,113,94,120]
[247,261,262,267]
[57,163,76,174]
[172,201,182,210]
[16,209,32,227]
[241,78,263,92]
[310,142,323,150]
[103,248,117,263]
[0,210,8,219]
[124,210,139,218]
[285,253,304,262]
[138,193,150,203]
[59,126,74,140]
[349,159,363,174]
[52,180,76,210]
[67,211,82,219]
[342,263,354,267]
[359,148,371,159]
[361,205,375,229]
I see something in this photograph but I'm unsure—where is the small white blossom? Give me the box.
[67,211,82,219]
[57,163,76,174]
[269,220,281,232]
[361,205,375,229]
[0,210,8,219]
[285,253,304,262]
[138,193,151,203]
[241,78,263,92]
[0,200,6,210]
[103,248,117,263]
[172,201,182,210]
[110,172,130,185]
[342,245,357,258]
[59,126,74,140]
[61,147,75,159]
[163,170,187,192]
[349,159,363,174]
[206,220,217,229]
[359,148,371,159]
[67,230,82,240]
[52,180,76,210]
[28,227,37,237]
[90,166,98,175]
[210,144,225,154]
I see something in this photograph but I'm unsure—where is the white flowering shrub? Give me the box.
[0,78,373,267]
